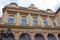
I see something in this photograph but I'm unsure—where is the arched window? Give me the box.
[1,29,14,40]
[2,33,14,40]
[48,34,55,40]
[20,33,30,40]
[58,34,60,40]
[35,34,44,40]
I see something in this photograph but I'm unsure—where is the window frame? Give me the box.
[43,18,48,26]
[8,15,14,24]
[33,17,38,25]
[21,16,27,25]
[51,20,56,26]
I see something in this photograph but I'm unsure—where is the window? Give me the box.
[48,34,55,40]
[43,19,48,26]
[19,33,30,40]
[35,34,44,40]
[52,20,56,26]
[2,29,14,40]
[21,16,26,25]
[8,15,14,24]
[33,18,38,25]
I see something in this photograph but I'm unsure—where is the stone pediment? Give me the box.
[28,4,39,10]
[5,2,19,8]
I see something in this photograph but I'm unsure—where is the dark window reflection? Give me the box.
[48,34,55,40]
[35,34,44,40]
[2,33,14,40]
[20,33,30,40]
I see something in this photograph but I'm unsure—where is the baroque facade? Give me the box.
[0,3,60,40]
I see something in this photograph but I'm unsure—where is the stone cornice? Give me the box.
[3,7,55,17]
[0,24,60,30]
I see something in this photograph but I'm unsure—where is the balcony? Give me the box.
[0,23,60,30]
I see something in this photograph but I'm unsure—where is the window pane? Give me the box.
[52,20,56,26]
[43,19,48,26]
[48,34,55,40]
[22,16,26,25]
[8,16,14,24]
[33,18,38,25]
[35,34,44,40]
[20,33,30,40]
[2,33,14,40]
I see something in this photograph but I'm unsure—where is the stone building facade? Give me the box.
[0,3,60,40]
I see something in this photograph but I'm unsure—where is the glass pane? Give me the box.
[48,34,55,40]
[35,34,44,40]
[52,20,56,26]
[43,21,48,26]
[33,18,38,25]
[43,19,48,26]
[8,16,14,24]
[2,34,14,40]
[52,22,56,26]
[22,19,26,25]
[21,16,26,25]
[20,34,30,40]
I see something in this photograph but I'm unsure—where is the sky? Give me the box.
[0,0,60,17]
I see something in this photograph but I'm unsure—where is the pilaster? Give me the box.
[28,13,32,26]
[39,15,44,27]
[2,11,9,24]
[16,12,20,25]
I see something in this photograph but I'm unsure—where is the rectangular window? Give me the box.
[21,16,26,25]
[8,15,14,24]
[33,18,38,25]
[43,19,48,26]
[52,20,56,26]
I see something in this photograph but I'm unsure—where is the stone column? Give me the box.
[28,13,32,26]
[16,12,21,25]
[43,33,48,40]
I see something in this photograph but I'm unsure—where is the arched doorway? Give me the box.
[19,33,30,40]
[35,34,44,40]
[48,34,55,40]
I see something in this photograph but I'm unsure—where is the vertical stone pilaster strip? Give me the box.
[39,15,44,27]
[2,11,9,24]
[28,13,32,26]
[38,15,41,26]
[16,12,20,25]
[47,16,52,26]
